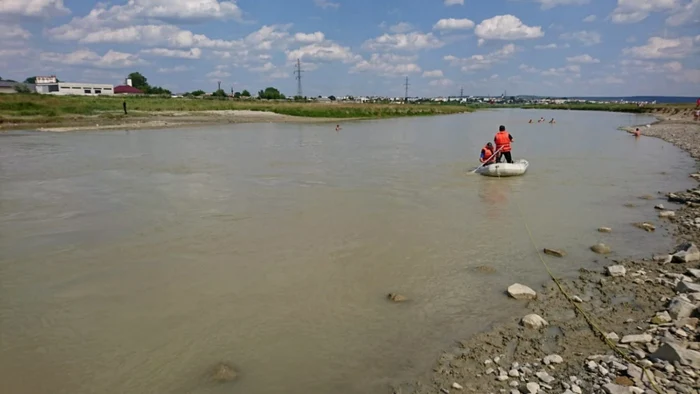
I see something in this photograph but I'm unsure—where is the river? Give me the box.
[0,109,695,394]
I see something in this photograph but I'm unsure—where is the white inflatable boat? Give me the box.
[476,159,529,177]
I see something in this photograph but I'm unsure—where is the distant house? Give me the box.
[114,85,143,95]
[35,82,113,96]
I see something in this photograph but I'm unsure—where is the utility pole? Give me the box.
[460,86,464,99]
[217,81,221,91]
[294,58,304,97]
[404,76,410,103]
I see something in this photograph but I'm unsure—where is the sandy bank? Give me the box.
[14,110,348,132]
[397,113,700,394]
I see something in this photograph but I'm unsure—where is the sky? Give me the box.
[0,0,699,97]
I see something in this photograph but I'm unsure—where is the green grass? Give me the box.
[0,94,471,124]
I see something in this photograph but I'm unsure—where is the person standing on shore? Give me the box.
[494,125,514,163]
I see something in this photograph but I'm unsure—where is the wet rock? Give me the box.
[536,371,555,384]
[603,383,632,394]
[526,382,540,394]
[655,204,665,210]
[672,242,700,263]
[607,265,627,277]
[211,362,238,382]
[543,354,564,365]
[521,314,548,329]
[686,268,700,279]
[620,334,653,344]
[606,332,620,342]
[598,227,613,233]
[633,222,656,232]
[652,311,673,324]
[451,382,463,390]
[543,248,566,258]
[509,369,520,377]
[676,281,700,293]
[651,342,700,369]
[659,210,676,218]
[387,293,407,302]
[653,254,673,264]
[667,296,697,319]
[639,194,655,200]
[508,283,537,300]
[591,243,612,254]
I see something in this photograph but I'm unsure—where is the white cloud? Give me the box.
[39,49,146,69]
[445,43,517,72]
[610,0,679,24]
[429,78,454,87]
[626,36,637,43]
[433,18,475,31]
[622,36,697,59]
[669,68,700,83]
[140,47,202,59]
[0,25,31,41]
[389,22,415,34]
[534,43,569,49]
[566,54,600,63]
[583,14,597,22]
[314,0,339,9]
[590,76,625,84]
[0,0,70,18]
[158,65,192,73]
[362,32,445,51]
[533,0,589,9]
[206,69,231,79]
[519,64,539,73]
[350,53,421,76]
[666,0,700,26]
[474,15,544,41]
[444,0,464,5]
[294,32,325,43]
[541,64,581,77]
[560,30,601,46]
[287,42,360,63]
[422,70,444,78]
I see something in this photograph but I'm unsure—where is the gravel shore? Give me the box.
[395,110,700,394]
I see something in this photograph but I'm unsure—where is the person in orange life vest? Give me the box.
[480,142,496,165]
[494,125,514,163]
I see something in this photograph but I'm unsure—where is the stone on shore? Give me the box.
[653,254,673,264]
[620,334,652,344]
[650,342,700,369]
[606,265,627,277]
[672,242,700,263]
[591,243,612,254]
[526,382,540,394]
[387,293,407,302]
[667,296,697,319]
[598,227,612,233]
[543,248,566,258]
[603,383,632,394]
[521,314,548,329]
[451,382,463,390]
[654,204,665,210]
[676,281,700,293]
[659,210,676,218]
[651,310,673,324]
[543,354,563,365]
[508,284,537,300]
[687,268,700,279]
[633,222,656,232]
[211,362,238,382]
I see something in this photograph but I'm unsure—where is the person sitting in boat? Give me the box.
[480,142,496,166]
[494,125,514,164]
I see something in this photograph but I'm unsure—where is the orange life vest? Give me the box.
[494,131,511,152]
[481,146,495,163]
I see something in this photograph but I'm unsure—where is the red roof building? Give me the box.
[114,85,143,94]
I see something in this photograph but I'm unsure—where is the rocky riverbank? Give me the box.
[394,113,700,394]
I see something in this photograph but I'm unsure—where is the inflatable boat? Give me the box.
[476,159,529,177]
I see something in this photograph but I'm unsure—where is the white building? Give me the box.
[35,81,114,96]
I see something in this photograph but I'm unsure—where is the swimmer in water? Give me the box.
[633,127,640,137]
[335,124,342,131]
[549,118,555,124]
[528,119,533,123]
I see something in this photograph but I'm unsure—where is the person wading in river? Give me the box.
[494,125,514,164]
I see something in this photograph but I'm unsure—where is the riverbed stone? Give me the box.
[686,268,700,279]
[387,293,407,302]
[672,242,700,263]
[543,354,563,365]
[591,243,612,254]
[652,311,673,324]
[651,342,700,369]
[620,334,653,344]
[607,265,627,277]
[655,204,665,210]
[526,382,540,394]
[667,296,697,319]
[508,284,537,300]
[598,227,613,233]
[521,314,548,329]
[676,281,700,293]
[451,382,463,390]
[543,248,566,258]
[659,210,676,218]
[653,255,673,264]
[603,383,632,394]
[633,222,656,232]
[211,362,238,382]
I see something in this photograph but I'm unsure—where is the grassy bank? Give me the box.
[0,94,471,127]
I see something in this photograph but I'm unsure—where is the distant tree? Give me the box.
[293,95,305,101]
[258,87,285,100]
[24,77,36,84]
[147,86,172,95]
[233,91,241,98]
[347,96,355,101]
[191,90,206,97]
[14,84,32,93]
[211,89,227,98]
[241,89,251,97]
[128,72,148,91]
[328,95,336,101]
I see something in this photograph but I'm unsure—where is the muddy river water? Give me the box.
[0,109,695,394]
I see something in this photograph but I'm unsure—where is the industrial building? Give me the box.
[33,76,114,96]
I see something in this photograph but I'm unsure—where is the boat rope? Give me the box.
[511,195,663,394]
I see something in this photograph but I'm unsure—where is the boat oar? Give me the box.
[471,146,503,173]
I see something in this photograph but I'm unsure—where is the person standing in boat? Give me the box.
[480,142,496,166]
[494,125,514,163]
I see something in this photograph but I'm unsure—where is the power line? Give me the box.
[294,59,304,97]
[404,76,410,103]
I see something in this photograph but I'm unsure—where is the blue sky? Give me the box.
[0,0,698,97]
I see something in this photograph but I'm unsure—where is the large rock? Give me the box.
[687,268,700,279]
[591,243,612,254]
[676,281,700,293]
[620,334,652,344]
[521,314,548,329]
[543,248,566,258]
[667,296,697,319]
[508,283,537,300]
[650,342,700,369]
[606,265,626,277]
[672,242,700,263]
